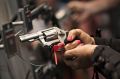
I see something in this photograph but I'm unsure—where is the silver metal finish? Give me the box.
[19,27,67,46]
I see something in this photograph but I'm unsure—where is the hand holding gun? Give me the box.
[19,27,81,65]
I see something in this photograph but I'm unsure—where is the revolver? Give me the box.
[19,27,68,45]
[19,27,80,65]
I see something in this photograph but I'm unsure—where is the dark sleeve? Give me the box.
[91,45,120,79]
[94,37,120,52]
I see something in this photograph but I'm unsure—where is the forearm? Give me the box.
[86,0,120,14]
[92,45,120,79]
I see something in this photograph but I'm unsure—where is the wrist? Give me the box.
[87,45,98,67]
[90,45,98,57]
[91,37,96,45]
[85,1,107,15]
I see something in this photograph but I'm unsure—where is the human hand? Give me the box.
[66,29,95,45]
[62,29,96,69]
[57,29,95,68]
[67,0,109,23]
[67,1,94,22]
[64,44,97,69]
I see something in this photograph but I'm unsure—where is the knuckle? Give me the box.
[69,29,76,34]
[65,44,71,50]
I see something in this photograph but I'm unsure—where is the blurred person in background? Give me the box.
[67,0,120,38]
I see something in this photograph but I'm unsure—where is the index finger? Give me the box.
[67,29,82,41]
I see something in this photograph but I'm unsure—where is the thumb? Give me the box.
[67,29,81,41]
[64,48,77,57]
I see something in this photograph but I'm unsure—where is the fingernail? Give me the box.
[67,36,73,41]
[76,40,81,44]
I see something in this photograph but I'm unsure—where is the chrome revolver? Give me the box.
[19,27,67,46]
